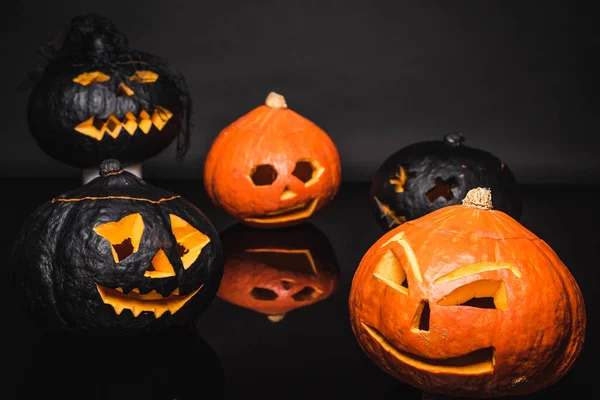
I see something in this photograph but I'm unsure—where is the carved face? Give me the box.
[349,194,586,397]
[370,132,522,231]
[27,14,189,168]
[217,223,340,321]
[12,161,223,334]
[204,92,341,228]
[92,212,210,318]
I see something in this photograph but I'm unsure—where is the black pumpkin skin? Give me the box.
[27,14,191,168]
[370,132,522,231]
[17,328,225,400]
[11,160,223,335]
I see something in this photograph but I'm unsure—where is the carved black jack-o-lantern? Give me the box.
[370,132,522,231]
[11,159,223,334]
[217,223,340,322]
[17,328,225,399]
[26,14,191,172]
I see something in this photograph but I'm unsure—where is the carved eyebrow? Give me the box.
[434,262,522,285]
[380,231,423,283]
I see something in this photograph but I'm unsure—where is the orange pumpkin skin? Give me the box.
[203,92,341,228]
[349,189,586,398]
[217,223,340,321]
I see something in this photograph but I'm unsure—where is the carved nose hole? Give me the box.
[411,300,430,332]
[250,164,277,186]
[116,82,134,97]
[425,177,459,202]
[280,186,297,200]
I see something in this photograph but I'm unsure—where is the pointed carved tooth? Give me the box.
[131,288,140,294]
[153,308,167,318]
[113,306,125,315]
[138,110,152,134]
[123,112,138,135]
[172,288,180,295]
[131,307,144,317]
[104,115,122,139]
[151,106,172,130]
[116,287,123,292]
[74,116,104,140]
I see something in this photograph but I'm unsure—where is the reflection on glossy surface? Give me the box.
[217,222,340,322]
[14,326,224,400]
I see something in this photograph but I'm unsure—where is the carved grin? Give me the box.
[96,284,202,318]
[361,323,494,375]
[244,198,319,225]
[75,106,173,140]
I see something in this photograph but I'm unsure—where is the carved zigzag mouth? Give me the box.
[361,323,494,375]
[243,197,319,225]
[75,106,173,140]
[96,284,202,318]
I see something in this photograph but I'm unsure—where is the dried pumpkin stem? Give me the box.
[265,92,288,109]
[462,187,493,210]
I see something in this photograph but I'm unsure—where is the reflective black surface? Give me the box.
[4,179,597,399]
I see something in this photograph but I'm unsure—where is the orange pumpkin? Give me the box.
[203,92,341,228]
[217,222,340,322]
[349,188,586,398]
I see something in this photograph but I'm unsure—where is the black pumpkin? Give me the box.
[370,132,522,231]
[217,222,340,322]
[11,159,222,334]
[17,328,224,400]
[26,13,191,170]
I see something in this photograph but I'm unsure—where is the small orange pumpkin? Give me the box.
[349,188,586,398]
[217,222,340,322]
[203,92,341,228]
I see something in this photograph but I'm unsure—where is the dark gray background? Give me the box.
[0,0,596,183]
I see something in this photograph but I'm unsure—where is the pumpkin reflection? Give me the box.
[217,222,340,322]
[16,327,224,400]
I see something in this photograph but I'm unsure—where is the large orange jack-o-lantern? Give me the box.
[26,14,191,172]
[217,222,340,322]
[203,92,342,228]
[349,188,586,398]
[11,159,223,335]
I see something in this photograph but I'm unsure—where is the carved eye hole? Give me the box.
[292,159,324,186]
[73,71,110,86]
[250,164,277,186]
[93,213,144,263]
[129,70,159,83]
[437,280,508,310]
[169,214,211,270]
[249,287,278,300]
[425,176,459,203]
[292,286,322,301]
[373,250,408,295]
[433,262,522,311]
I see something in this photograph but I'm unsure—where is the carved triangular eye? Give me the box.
[94,213,144,263]
[169,214,210,269]
[373,249,408,295]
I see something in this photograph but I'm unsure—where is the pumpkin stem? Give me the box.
[265,92,288,109]
[99,159,124,177]
[443,132,465,147]
[462,187,493,210]
[267,314,285,323]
